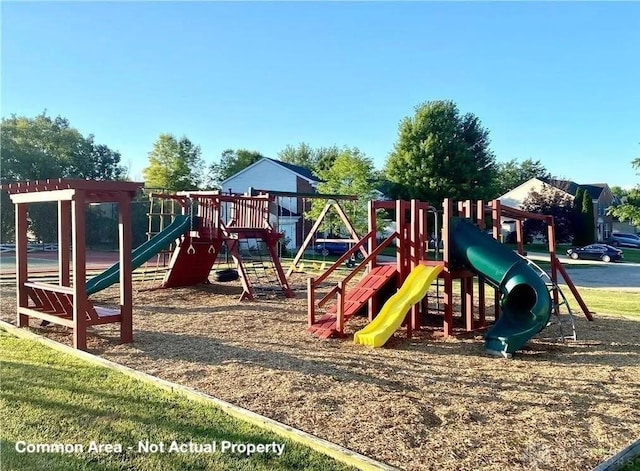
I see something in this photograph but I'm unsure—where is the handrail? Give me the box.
[340,232,399,287]
[25,281,75,295]
[312,230,376,285]
[311,232,399,322]
[318,285,341,308]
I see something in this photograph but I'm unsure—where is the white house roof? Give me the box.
[220,157,320,188]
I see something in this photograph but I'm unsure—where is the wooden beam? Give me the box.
[71,193,87,350]
[16,203,29,328]
[118,195,133,344]
[58,201,71,287]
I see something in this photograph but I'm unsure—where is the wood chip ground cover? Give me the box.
[1,277,638,471]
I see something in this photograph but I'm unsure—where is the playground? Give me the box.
[1,179,639,470]
[1,278,639,470]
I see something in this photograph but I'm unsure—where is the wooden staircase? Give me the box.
[308,265,398,339]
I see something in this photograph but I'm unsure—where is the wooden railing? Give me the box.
[308,231,399,329]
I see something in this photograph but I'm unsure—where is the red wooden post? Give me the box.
[336,281,345,335]
[58,200,71,287]
[71,193,87,350]
[464,276,474,331]
[492,199,501,320]
[442,198,453,337]
[516,219,524,255]
[16,203,29,327]
[410,199,419,334]
[396,200,405,283]
[476,200,486,327]
[367,200,378,321]
[118,196,133,344]
[547,216,560,308]
[307,277,315,327]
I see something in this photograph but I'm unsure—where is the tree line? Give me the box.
[2,103,638,245]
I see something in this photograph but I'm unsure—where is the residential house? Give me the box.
[219,158,320,248]
[498,177,633,241]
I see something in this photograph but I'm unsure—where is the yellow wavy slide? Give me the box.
[353,264,443,348]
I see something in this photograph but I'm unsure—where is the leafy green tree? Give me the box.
[206,149,264,190]
[278,143,315,171]
[1,112,125,242]
[277,143,341,176]
[572,188,586,245]
[581,190,596,244]
[492,158,551,197]
[610,158,640,227]
[521,186,577,243]
[307,148,377,236]
[143,134,204,191]
[384,100,497,206]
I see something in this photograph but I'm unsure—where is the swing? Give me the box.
[214,240,239,282]
[186,200,199,255]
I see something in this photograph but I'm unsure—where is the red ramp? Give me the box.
[308,265,397,338]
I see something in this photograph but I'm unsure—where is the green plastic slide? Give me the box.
[449,217,552,356]
[85,215,191,295]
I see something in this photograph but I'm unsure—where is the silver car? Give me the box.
[606,233,640,248]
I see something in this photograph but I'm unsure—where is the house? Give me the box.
[219,158,321,248]
[498,177,634,241]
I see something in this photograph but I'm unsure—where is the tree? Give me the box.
[278,143,315,171]
[521,186,577,243]
[491,158,551,197]
[384,100,497,206]
[277,143,341,176]
[581,190,596,244]
[610,158,640,227]
[143,134,204,191]
[572,188,586,245]
[206,149,264,190]
[307,148,378,236]
[1,112,125,242]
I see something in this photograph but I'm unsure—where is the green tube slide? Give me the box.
[449,217,552,356]
[86,215,192,295]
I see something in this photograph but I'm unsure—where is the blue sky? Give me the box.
[2,2,639,188]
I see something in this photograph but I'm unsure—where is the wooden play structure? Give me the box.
[148,191,294,300]
[3,179,142,350]
[307,198,592,341]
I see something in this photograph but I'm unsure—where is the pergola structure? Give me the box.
[3,179,142,350]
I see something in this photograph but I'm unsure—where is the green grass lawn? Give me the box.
[0,331,353,471]
[559,287,640,318]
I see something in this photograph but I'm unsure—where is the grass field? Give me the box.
[559,286,640,318]
[0,331,352,471]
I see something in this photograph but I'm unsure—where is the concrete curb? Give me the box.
[592,439,640,471]
[0,320,398,471]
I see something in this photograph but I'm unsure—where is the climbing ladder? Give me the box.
[518,255,577,342]
[238,238,286,297]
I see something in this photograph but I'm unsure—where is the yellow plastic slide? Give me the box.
[353,264,444,348]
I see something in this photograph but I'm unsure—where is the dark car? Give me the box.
[566,244,623,263]
[605,233,640,248]
[314,240,364,260]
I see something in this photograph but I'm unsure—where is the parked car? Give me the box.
[315,240,364,260]
[605,233,640,248]
[566,244,623,263]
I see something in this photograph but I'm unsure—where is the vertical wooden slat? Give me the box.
[15,203,29,327]
[492,199,501,320]
[476,200,486,327]
[442,198,453,337]
[58,200,71,287]
[336,281,345,335]
[516,219,524,255]
[307,277,315,327]
[71,192,87,350]
[119,195,133,344]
